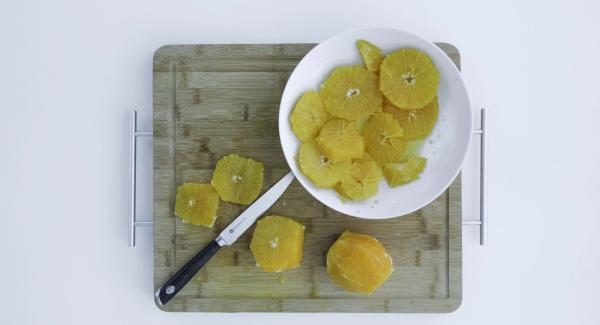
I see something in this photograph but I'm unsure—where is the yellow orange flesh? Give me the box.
[298,142,350,188]
[211,154,264,205]
[356,39,383,72]
[320,66,382,121]
[290,91,329,142]
[250,215,305,273]
[337,161,382,201]
[174,183,219,228]
[379,48,439,109]
[362,112,407,166]
[383,156,427,187]
[384,97,438,139]
[316,118,365,163]
[327,231,393,294]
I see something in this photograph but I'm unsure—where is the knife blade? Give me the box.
[155,171,295,306]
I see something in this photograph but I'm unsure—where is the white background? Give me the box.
[1,0,599,324]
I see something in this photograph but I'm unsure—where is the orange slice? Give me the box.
[362,112,407,166]
[316,118,365,163]
[211,154,264,205]
[383,97,438,139]
[337,160,382,201]
[356,39,383,72]
[298,142,350,188]
[379,48,439,109]
[250,215,305,272]
[320,66,382,121]
[383,156,427,187]
[174,183,219,228]
[290,90,329,142]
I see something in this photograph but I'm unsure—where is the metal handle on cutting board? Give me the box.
[462,108,487,246]
[129,110,153,247]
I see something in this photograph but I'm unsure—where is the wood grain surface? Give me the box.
[153,43,462,312]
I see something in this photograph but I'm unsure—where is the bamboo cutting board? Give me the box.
[153,43,462,312]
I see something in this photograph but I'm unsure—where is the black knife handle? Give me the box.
[155,240,221,306]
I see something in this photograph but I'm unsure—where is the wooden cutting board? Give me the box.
[153,43,462,312]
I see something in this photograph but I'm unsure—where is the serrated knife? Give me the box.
[155,171,295,306]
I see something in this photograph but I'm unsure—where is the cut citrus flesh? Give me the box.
[383,156,427,187]
[298,142,351,188]
[356,39,383,72]
[362,112,407,166]
[379,48,440,109]
[384,97,438,139]
[334,186,351,203]
[327,231,393,294]
[250,215,305,273]
[316,118,365,163]
[174,183,219,228]
[355,151,377,164]
[211,154,264,205]
[337,160,382,201]
[290,90,329,142]
[320,66,382,121]
[354,104,382,132]
[355,114,370,132]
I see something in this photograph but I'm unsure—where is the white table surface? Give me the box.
[1,0,599,324]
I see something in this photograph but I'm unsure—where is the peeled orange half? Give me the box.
[327,231,393,294]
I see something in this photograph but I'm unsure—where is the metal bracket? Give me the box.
[462,108,487,246]
[129,110,153,247]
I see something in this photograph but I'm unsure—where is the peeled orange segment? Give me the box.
[379,48,440,109]
[334,185,351,203]
[383,156,427,187]
[174,183,219,228]
[327,231,393,294]
[354,103,381,132]
[320,66,383,121]
[355,114,369,132]
[298,142,351,188]
[211,154,264,205]
[356,39,383,72]
[290,91,329,142]
[250,215,305,273]
[316,118,365,163]
[337,160,382,201]
[362,112,407,166]
[384,97,439,139]
[356,151,377,164]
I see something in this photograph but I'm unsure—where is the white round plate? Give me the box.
[279,27,472,219]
